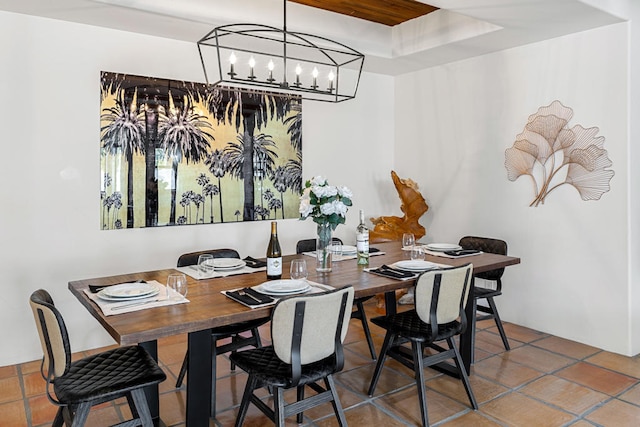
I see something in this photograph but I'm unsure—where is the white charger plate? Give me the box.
[98,287,159,302]
[257,279,310,295]
[425,243,462,252]
[100,282,159,298]
[392,260,440,271]
[212,258,246,270]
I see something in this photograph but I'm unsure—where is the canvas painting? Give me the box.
[100,71,302,229]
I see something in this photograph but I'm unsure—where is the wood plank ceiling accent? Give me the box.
[289,0,439,26]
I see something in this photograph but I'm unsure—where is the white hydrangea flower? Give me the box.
[337,186,353,199]
[310,176,326,186]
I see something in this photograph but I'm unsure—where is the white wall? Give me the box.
[395,23,631,354]
[0,11,394,366]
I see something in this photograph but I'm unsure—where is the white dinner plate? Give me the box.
[98,287,159,302]
[337,245,357,255]
[425,243,462,252]
[100,282,159,298]
[257,279,310,295]
[392,260,440,271]
[212,258,246,270]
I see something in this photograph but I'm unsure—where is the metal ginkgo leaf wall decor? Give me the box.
[505,100,614,207]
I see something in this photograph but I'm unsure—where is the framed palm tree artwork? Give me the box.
[100,71,302,229]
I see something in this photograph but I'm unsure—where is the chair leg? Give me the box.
[130,388,154,426]
[52,407,64,427]
[235,374,259,427]
[411,340,429,427]
[326,374,348,427]
[356,301,377,360]
[448,338,478,410]
[175,351,188,387]
[70,402,91,427]
[486,297,510,351]
[368,331,395,396]
[211,342,218,418]
[274,387,286,427]
[296,385,305,423]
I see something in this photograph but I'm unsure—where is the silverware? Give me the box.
[238,290,262,304]
[111,298,159,311]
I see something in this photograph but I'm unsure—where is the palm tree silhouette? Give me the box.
[204,88,297,221]
[158,94,214,224]
[100,93,145,228]
[224,133,278,218]
[204,149,227,223]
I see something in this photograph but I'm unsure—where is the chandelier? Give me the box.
[197,1,365,102]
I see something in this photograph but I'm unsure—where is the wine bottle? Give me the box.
[266,221,282,280]
[356,210,369,265]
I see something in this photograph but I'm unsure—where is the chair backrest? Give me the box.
[415,264,473,328]
[271,286,354,367]
[29,289,71,381]
[177,248,240,267]
[458,236,507,281]
[295,238,344,254]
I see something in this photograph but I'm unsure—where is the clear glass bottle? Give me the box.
[266,221,282,279]
[356,210,369,265]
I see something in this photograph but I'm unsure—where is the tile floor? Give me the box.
[4,299,640,426]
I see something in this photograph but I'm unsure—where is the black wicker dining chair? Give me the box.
[230,285,354,426]
[296,238,377,360]
[174,248,270,418]
[29,289,166,427]
[458,236,511,351]
[367,264,478,427]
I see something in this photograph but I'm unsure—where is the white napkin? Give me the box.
[176,265,266,280]
[85,280,189,316]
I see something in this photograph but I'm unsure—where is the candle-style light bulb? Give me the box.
[267,60,275,83]
[248,56,256,80]
[328,70,335,92]
[311,67,319,90]
[294,64,302,87]
[228,52,237,77]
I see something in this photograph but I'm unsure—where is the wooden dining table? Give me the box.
[68,241,520,427]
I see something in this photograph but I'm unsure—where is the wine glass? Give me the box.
[167,273,188,301]
[197,254,215,279]
[290,259,308,281]
[411,245,425,261]
[402,233,415,250]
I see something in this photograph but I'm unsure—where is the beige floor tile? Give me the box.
[556,362,638,395]
[27,394,60,426]
[22,371,47,398]
[474,329,520,356]
[481,392,575,426]
[490,323,549,343]
[519,375,609,415]
[0,365,17,380]
[585,398,640,426]
[336,364,413,397]
[619,383,640,405]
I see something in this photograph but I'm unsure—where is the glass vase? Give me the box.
[316,222,333,272]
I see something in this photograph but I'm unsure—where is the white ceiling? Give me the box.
[0,0,624,75]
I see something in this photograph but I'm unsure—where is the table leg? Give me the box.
[459,276,476,375]
[186,329,213,427]
[139,340,162,427]
[384,291,397,316]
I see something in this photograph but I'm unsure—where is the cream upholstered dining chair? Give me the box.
[29,289,166,427]
[458,236,511,351]
[296,238,377,360]
[367,264,478,427]
[230,286,354,427]
[174,248,270,418]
